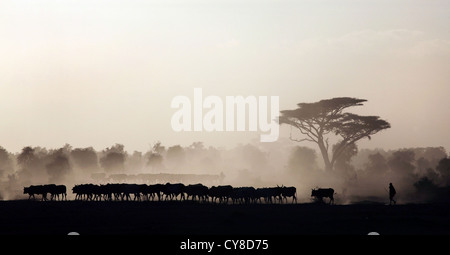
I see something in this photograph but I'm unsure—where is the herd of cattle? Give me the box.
[23,184,67,201]
[23,183,335,204]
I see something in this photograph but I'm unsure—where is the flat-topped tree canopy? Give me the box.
[280,97,390,171]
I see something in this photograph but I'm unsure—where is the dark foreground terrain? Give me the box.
[0,200,449,235]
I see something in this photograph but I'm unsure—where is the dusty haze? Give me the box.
[1,141,449,205]
[0,1,449,203]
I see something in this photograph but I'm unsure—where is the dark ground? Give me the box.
[1,200,450,235]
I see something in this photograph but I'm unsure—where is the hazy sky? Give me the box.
[1,0,449,153]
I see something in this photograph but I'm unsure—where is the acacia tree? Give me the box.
[280,97,390,172]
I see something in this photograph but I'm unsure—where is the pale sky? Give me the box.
[0,0,449,153]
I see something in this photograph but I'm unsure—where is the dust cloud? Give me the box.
[1,141,449,204]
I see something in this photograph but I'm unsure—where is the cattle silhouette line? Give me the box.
[72,183,297,204]
[23,184,67,201]
[24,183,298,204]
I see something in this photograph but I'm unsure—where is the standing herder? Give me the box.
[389,183,396,205]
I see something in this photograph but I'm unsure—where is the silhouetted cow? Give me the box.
[164,183,186,201]
[120,183,141,201]
[209,185,233,203]
[24,185,48,201]
[231,187,256,204]
[73,184,97,201]
[185,184,209,202]
[48,184,67,201]
[311,188,334,204]
[280,186,297,204]
[109,183,123,201]
[255,187,282,204]
[146,184,164,201]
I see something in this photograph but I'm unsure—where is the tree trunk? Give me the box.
[318,138,333,172]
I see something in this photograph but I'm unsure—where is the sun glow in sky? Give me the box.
[1,0,449,153]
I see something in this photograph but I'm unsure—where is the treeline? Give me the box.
[0,142,226,186]
[0,141,274,199]
[288,145,450,184]
[286,145,450,203]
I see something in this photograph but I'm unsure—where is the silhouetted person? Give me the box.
[389,183,396,205]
